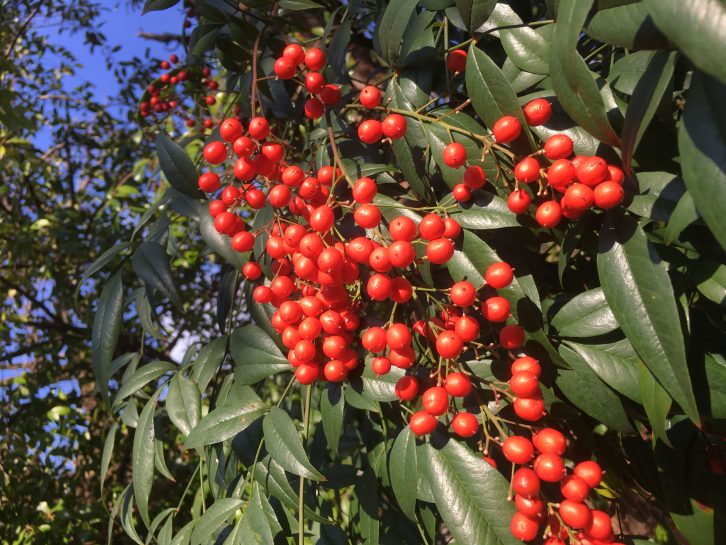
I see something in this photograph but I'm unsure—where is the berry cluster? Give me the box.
[272,43,342,120]
[139,55,224,131]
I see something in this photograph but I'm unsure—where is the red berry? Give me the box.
[561,475,590,503]
[576,156,608,186]
[547,159,576,188]
[443,142,467,168]
[304,47,326,71]
[535,200,562,228]
[447,49,467,73]
[515,494,545,519]
[220,118,243,142]
[593,181,624,209]
[452,183,472,202]
[502,435,535,465]
[463,165,486,189]
[605,164,625,185]
[361,326,387,353]
[359,85,381,108]
[492,116,522,143]
[450,280,476,307]
[367,273,392,301]
[354,203,381,228]
[371,356,391,376]
[389,216,417,241]
[427,238,454,265]
[409,411,437,436]
[532,428,566,455]
[203,141,227,164]
[511,356,541,377]
[319,84,341,105]
[435,330,464,359]
[544,134,574,160]
[242,262,261,280]
[455,316,480,342]
[231,231,255,253]
[500,324,525,349]
[248,117,270,140]
[382,114,407,139]
[358,119,383,144]
[443,217,461,239]
[422,386,449,416]
[324,359,348,382]
[451,412,479,438]
[523,98,552,126]
[274,56,296,79]
[574,461,603,488]
[559,500,591,529]
[388,241,415,268]
[512,467,540,497]
[444,372,472,397]
[309,205,335,232]
[513,397,546,422]
[198,172,221,192]
[507,189,531,214]
[485,262,513,289]
[419,214,445,240]
[585,510,613,540]
[233,136,256,157]
[386,323,412,350]
[305,71,326,94]
[253,285,273,304]
[514,157,541,183]
[482,296,510,323]
[509,372,539,397]
[563,183,594,211]
[304,97,324,119]
[352,177,377,203]
[295,363,320,385]
[533,453,566,482]
[510,512,540,542]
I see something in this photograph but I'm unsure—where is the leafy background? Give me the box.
[2,0,726,544]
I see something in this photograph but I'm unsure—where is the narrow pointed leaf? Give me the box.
[190,498,243,545]
[133,389,161,527]
[166,374,201,437]
[156,133,202,199]
[185,398,266,448]
[92,272,124,401]
[263,407,323,481]
[132,241,183,310]
[389,427,418,520]
[115,361,175,405]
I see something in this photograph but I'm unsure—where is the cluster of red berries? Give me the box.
[139,55,224,130]
[438,98,625,227]
[272,43,342,120]
[355,85,408,144]
[504,430,616,544]
[182,0,195,29]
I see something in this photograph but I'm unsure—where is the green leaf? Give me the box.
[639,365,672,445]
[558,216,588,283]
[465,45,534,149]
[187,199,245,268]
[351,360,405,402]
[92,272,124,401]
[357,468,380,544]
[454,0,496,31]
[550,288,618,338]
[389,427,418,520]
[76,241,132,299]
[156,133,202,199]
[424,112,487,189]
[451,192,521,230]
[377,0,419,66]
[679,71,726,251]
[185,398,266,449]
[190,498,244,545]
[423,438,519,545]
[621,50,676,174]
[644,0,726,84]
[190,335,228,392]
[262,407,323,481]
[597,211,699,423]
[562,339,641,403]
[169,521,195,545]
[627,171,685,221]
[229,325,290,385]
[100,421,118,494]
[550,0,620,146]
[557,345,634,433]
[142,0,181,14]
[233,482,279,544]
[216,267,238,334]
[488,4,550,74]
[664,192,698,245]
[154,439,174,481]
[120,485,145,545]
[279,0,322,10]
[115,361,175,405]
[609,51,656,95]
[693,262,726,307]
[132,241,183,310]
[320,384,344,454]
[587,1,667,49]
[705,353,726,419]
[166,374,201,437]
[133,389,161,527]
[327,20,351,78]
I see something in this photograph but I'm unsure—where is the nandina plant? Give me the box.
[92,1,726,544]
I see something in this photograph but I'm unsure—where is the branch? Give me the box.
[136,31,184,44]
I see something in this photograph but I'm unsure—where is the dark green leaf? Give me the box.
[190,335,228,392]
[377,0,419,66]
[664,192,698,245]
[190,24,222,56]
[644,0,726,84]
[488,4,550,74]
[132,241,183,310]
[192,200,246,268]
[142,0,181,15]
[136,288,164,340]
[550,288,618,338]
[154,439,174,481]
[639,365,672,445]
[100,421,118,493]
[557,345,634,433]
[679,71,726,251]
[597,211,699,423]
[451,192,521,230]
[229,325,290,385]
[558,216,588,283]
[120,485,145,545]
[185,398,266,448]
[389,427,418,520]
[320,384,344,454]
[454,0,496,31]
[156,133,202,199]
[169,521,195,545]
[77,241,132,299]
[562,339,641,403]
[550,0,620,146]
[216,267,238,334]
[587,2,667,49]
[279,0,322,10]
[327,20,351,78]
[423,438,519,545]
[133,389,161,527]
[92,272,124,401]
[263,407,323,481]
[627,171,685,221]
[705,353,726,419]
[190,498,243,545]
[465,45,534,148]
[693,262,726,307]
[357,468,379,544]
[621,51,676,174]
[353,360,405,402]
[166,374,201,437]
[114,361,174,405]
[609,51,656,95]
